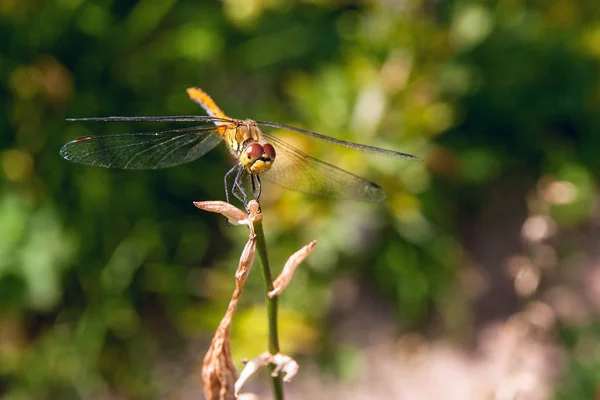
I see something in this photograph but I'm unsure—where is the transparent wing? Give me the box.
[260,133,386,202]
[60,125,223,169]
[256,121,421,161]
[66,115,233,124]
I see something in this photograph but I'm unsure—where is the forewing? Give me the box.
[256,121,421,161]
[60,126,223,169]
[261,133,386,202]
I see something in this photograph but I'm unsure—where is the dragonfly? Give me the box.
[60,88,420,204]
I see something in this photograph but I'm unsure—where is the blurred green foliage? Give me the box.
[1,0,600,398]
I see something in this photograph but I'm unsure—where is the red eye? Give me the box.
[263,143,276,160]
[246,143,264,160]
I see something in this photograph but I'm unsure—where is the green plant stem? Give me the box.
[253,217,284,400]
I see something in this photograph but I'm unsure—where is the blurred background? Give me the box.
[2,0,600,398]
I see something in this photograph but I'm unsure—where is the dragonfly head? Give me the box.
[241,142,276,174]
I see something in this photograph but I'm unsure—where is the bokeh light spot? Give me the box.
[451,5,494,51]
[542,181,577,205]
[176,25,223,61]
[2,149,34,182]
[521,215,556,242]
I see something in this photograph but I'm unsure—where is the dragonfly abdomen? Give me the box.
[186,88,228,120]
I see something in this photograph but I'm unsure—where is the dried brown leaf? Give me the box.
[237,237,256,282]
[194,200,262,238]
[202,230,257,399]
[269,240,317,298]
[235,352,299,397]
[202,320,237,400]
[193,201,248,225]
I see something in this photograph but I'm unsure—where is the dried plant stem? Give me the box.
[253,218,285,400]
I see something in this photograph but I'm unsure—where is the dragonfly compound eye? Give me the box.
[246,143,264,160]
[263,143,276,160]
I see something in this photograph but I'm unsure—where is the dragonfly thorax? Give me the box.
[240,141,276,174]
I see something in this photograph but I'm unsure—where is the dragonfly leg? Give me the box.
[250,174,262,200]
[224,164,241,204]
[232,166,247,204]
